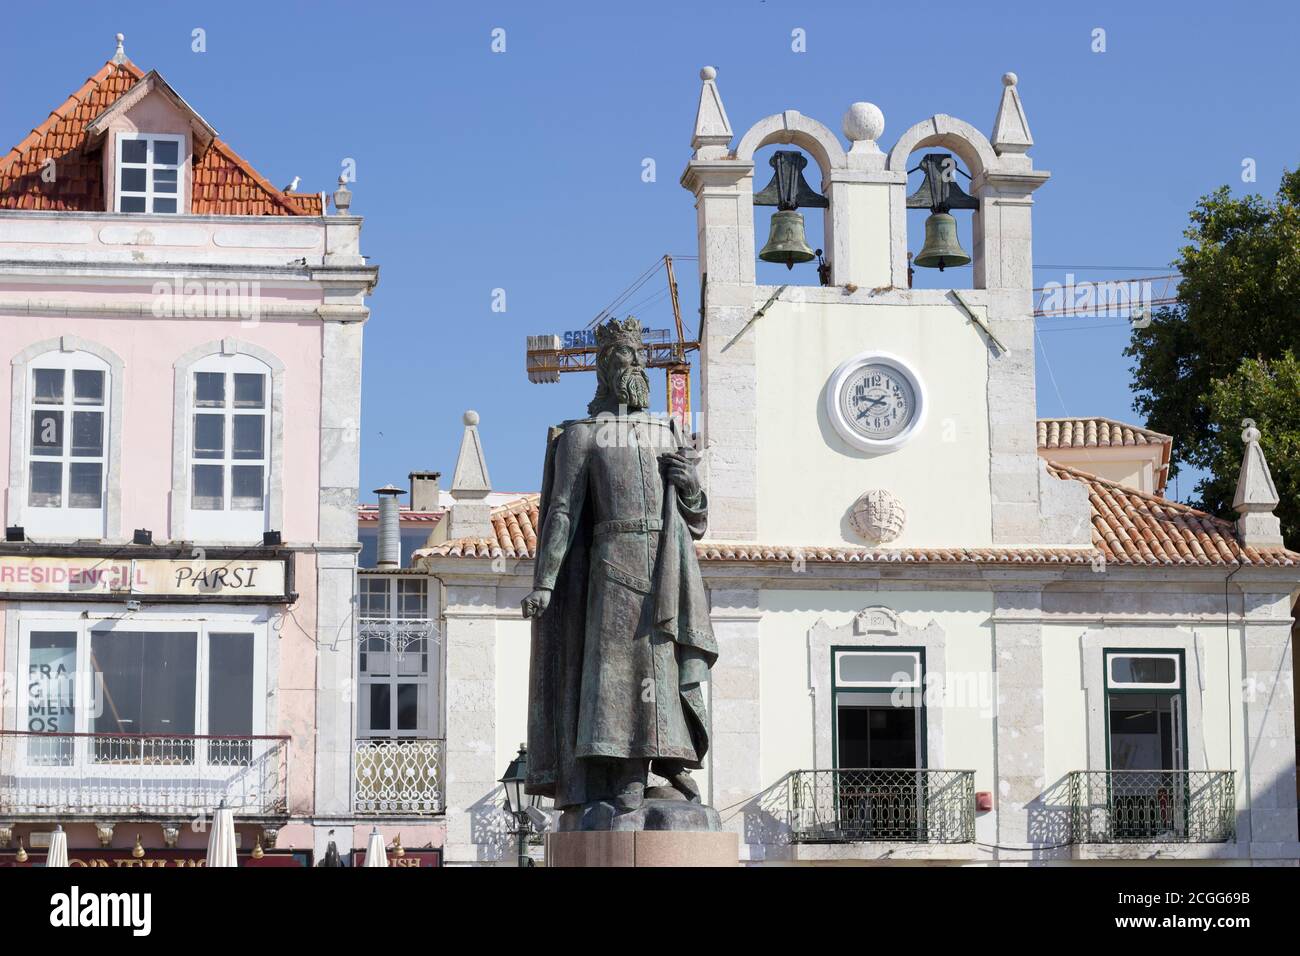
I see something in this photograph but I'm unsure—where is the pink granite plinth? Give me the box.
[546,830,739,867]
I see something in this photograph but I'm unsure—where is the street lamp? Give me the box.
[499,743,535,867]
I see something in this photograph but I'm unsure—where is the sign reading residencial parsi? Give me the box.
[0,555,286,598]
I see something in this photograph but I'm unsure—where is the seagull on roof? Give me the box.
[284,176,301,192]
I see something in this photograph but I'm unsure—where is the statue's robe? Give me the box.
[525,412,716,809]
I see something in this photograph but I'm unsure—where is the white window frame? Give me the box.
[1106,652,1182,691]
[356,575,439,739]
[20,350,111,539]
[171,341,284,543]
[184,353,272,541]
[114,132,185,215]
[14,606,268,782]
[834,649,923,689]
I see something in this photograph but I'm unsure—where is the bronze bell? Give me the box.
[759,209,817,269]
[913,211,971,272]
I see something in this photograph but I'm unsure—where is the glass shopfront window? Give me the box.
[17,610,267,768]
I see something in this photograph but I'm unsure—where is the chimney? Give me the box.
[409,471,441,512]
[373,484,405,568]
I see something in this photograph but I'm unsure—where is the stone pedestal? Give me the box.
[559,795,721,832]
[546,830,739,867]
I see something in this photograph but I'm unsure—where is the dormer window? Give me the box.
[115,132,184,214]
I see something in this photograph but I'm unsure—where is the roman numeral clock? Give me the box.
[826,351,927,453]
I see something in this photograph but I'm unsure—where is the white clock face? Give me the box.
[826,352,926,452]
[839,364,916,441]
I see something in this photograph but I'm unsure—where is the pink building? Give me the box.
[0,37,400,866]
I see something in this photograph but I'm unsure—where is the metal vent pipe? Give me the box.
[373,484,405,568]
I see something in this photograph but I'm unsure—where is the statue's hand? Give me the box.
[660,452,701,501]
[521,588,552,619]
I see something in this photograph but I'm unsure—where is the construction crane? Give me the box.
[1033,273,1180,319]
[524,255,700,426]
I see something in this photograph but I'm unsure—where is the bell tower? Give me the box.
[680,68,1089,549]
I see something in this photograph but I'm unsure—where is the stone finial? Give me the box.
[691,65,733,159]
[332,175,352,215]
[1233,419,1284,547]
[842,102,885,155]
[112,32,127,65]
[451,410,491,498]
[991,70,1033,155]
[447,410,494,540]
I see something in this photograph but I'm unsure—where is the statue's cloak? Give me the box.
[525,418,717,809]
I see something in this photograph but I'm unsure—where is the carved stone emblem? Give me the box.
[849,489,905,544]
[853,605,900,636]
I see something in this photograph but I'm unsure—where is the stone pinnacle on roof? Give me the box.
[113,33,127,65]
[447,410,494,540]
[690,65,733,159]
[1233,419,1284,548]
[451,410,492,498]
[991,71,1033,155]
[333,175,352,215]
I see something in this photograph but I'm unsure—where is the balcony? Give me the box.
[1068,770,1236,844]
[353,739,444,815]
[358,617,437,656]
[0,731,289,819]
[788,769,976,844]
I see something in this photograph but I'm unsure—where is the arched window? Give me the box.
[172,341,283,542]
[9,339,123,540]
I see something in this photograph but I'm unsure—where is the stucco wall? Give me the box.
[756,588,994,788]
[494,616,531,771]
[753,297,992,547]
[0,305,323,541]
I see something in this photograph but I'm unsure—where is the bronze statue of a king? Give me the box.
[521,316,719,831]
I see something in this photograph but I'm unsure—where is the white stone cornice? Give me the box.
[315,304,370,323]
[679,159,754,194]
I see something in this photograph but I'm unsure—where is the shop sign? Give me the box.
[0,849,306,868]
[0,555,288,600]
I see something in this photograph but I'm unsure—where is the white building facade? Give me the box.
[420,70,1299,865]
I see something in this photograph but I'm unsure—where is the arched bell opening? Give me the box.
[903,151,979,290]
[751,144,830,288]
[887,117,999,292]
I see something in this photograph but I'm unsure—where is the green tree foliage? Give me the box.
[1125,169,1300,543]
[1202,353,1300,542]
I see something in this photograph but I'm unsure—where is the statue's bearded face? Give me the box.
[600,342,650,412]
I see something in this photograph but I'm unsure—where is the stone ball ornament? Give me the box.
[842,101,885,143]
[849,490,906,545]
[700,65,717,81]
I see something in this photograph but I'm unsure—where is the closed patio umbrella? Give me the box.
[363,827,388,867]
[206,800,238,868]
[46,825,68,868]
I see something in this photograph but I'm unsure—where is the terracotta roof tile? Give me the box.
[1045,461,1297,567]
[357,507,444,524]
[422,471,1298,569]
[1037,417,1171,450]
[0,57,321,215]
[1037,417,1173,496]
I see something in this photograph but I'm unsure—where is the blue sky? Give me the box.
[3,1,1297,502]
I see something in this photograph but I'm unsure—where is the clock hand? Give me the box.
[856,396,887,419]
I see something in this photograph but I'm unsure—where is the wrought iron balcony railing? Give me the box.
[353,738,444,815]
[1068,770,1236,843]
[358,617,437,659]
[788,768,976,843]
[0,731,289,818]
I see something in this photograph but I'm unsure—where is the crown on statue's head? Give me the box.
[594,315,643,350]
